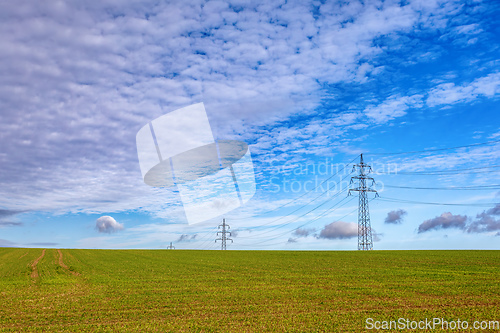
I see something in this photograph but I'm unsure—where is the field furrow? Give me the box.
[30,249,46,280]
[57,249,80,276]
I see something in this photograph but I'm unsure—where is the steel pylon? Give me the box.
[215,218,233,250]
[349,154,378,250]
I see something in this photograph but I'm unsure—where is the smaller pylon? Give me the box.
[167,242,175,249]
[215,218,233,250]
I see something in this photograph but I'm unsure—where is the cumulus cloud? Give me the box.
[418,212,467,233]
[287,238,297,243]
[318,221,358,239]
[417,206,500,236]
[95,216,124,233]
[467,213,500,233]
[486,203,500,216]
[177,234,197,242]
[292,228,315,237]
[385,209,407,224]
[466,204,500,234]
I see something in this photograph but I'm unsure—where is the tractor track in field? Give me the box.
[58,249,80,276]
[31,249,46,280]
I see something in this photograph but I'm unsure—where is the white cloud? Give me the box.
[467,204,500,234]
[427,72,500,107]
[292,228,315,237]
[362,71,500,124]
[318,221,358,239]
[385,209,407,224]
[364,94,423,123]
[0,0,482,223]
[454,23,483,36]
[418,212,467,233]
[95,216,124,233]
[393,140,500,173]
[177,234,197,242]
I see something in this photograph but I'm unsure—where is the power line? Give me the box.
[235,156,372,247]
[235,176,375,247]
[236,196,350,243]
[180,160,356,250]
[198,225,221,250]
[378,196,499,207]
[239,197,360,247]
[230,154,360,220]
[366,139,500,156]
[236,171,354,237]
[383,184,500,191]
[375,165,500,176]
[237,196,357,247]
[237,183,351,240]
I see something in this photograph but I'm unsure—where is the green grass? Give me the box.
[0,249,499,332]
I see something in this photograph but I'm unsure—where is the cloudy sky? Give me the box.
[1,0,499,250]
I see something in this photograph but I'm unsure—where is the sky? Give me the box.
[0,0,499,250]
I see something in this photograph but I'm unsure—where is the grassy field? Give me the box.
[0,249,499,332]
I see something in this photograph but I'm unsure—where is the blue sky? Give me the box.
[0,0,499,250]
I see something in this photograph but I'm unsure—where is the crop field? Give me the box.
[0,249,499,332]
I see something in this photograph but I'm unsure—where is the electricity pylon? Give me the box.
[167,242,175,249]
[215,218,233,250]
[349,154,378,250]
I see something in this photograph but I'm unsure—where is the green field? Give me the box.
[0,249,499,332]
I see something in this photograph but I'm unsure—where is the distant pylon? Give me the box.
[167,242,175,249]
[349,154,378,250]
[215,218,233,250]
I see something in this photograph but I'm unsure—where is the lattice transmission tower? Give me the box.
[349,154,378,250]
[167,242,175,249]
[215,218,233,250]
